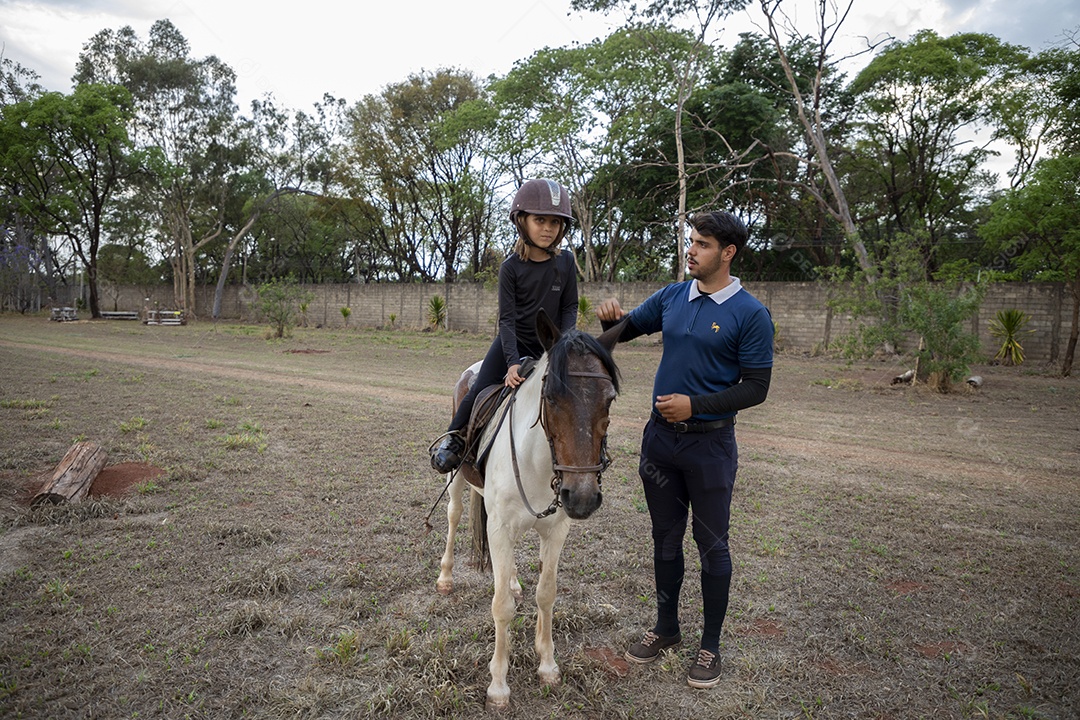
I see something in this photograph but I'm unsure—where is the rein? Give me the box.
[510,367,614,519]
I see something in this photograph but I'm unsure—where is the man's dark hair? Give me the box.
[690,211,749,259]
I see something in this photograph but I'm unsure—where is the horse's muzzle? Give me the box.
[561,485,602,520]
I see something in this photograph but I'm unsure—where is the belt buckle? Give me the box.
[672,421,689,433]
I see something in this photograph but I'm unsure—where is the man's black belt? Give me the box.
[651,413,735,433]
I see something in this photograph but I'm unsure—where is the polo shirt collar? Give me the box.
[688,276,742,305]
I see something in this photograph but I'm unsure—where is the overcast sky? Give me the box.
[1,0,1077,112]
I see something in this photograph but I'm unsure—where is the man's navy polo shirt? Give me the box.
[627,277,774,421]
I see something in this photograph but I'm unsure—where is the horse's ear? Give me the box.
[596,316,628,353]
[536,308,560,351]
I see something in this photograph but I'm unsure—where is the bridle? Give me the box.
[509,366,614,519]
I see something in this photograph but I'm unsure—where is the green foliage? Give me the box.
[340,306,351,327]
[980,155,1080,376]
[577,296,593,330]
[847,31,1029,274]
[427,295,447,330]
[990,309,1031,366]
[828,232,985,388]
[0,83,140,315]
[901,282,986,388]
[256,276,314,339]
[342,69,495,283]
[118,417,149,433]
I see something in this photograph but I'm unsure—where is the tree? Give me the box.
[339,70,498,283]
[572,0,751,280]
[980,155,1080,376]
[848,31,1029,272]
[1,54,44,106]
[96,242,157,311]
[76,19,243,317]
[490,29,691,280]
[0,84,139,317]
[827,231,985,392]
[1,54,50,310]
[755,0,877,278]
[615,32,808,278]
[209,94,341,318]
[1033,34,1080,155]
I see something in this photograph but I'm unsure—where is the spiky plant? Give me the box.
[989,309,1031,366]
[427,295,447,330]
[577,296,593,330]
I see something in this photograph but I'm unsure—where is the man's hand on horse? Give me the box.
[595,298,625,323]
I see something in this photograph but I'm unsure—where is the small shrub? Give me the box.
[577,296,593,330]
[990,309,1031,366]
[257,276,314,339]
[340,306,351,327]
[427,295,447,330]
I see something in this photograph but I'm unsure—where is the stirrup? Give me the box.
[429,431,465,473]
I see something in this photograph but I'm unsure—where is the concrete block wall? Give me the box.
[86,281,1072,366]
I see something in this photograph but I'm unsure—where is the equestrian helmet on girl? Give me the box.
[509,178,573,259]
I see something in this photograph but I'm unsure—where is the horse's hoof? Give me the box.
[485,695,510,712]
[539,669,562,688]
[436,581,453,595]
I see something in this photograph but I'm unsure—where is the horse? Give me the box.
[435,311,623,711]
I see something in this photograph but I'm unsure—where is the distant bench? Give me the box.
[100,311,140,321]
[144,309,186,326]
[50,307,78,322]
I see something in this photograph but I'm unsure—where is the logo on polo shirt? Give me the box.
[711,322,720,333]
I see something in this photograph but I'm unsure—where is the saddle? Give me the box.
[455,358,537,489]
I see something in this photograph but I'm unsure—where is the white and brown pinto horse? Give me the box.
[436,311,622,710]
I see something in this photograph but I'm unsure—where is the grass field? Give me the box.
[0,313,1077,719]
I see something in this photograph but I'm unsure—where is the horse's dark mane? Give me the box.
[543,329,620,399]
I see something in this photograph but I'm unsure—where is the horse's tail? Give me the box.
[469,488,490,572]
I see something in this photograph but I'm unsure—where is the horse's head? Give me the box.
[536,310,622,520]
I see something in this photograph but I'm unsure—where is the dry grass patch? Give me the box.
[0,315,1076,719]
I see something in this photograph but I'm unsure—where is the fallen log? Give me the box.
[32,441,108,506]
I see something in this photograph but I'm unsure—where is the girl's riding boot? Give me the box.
[430,432,466,474]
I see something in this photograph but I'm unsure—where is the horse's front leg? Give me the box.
[535,517,571,688]
[436,475,466,595]
[486,527,518,711]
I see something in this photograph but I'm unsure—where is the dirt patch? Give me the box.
[583,646,630,677]
[885,580,930,595]
[89,462,165,499]
[285,349,331,354]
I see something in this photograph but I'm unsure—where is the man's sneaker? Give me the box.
[430,433,465,474]
[624,630,681,664]
[687,648,722,689]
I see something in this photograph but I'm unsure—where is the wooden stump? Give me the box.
[32,442,108,506]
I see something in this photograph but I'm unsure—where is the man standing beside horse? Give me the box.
[596,210,773,689]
